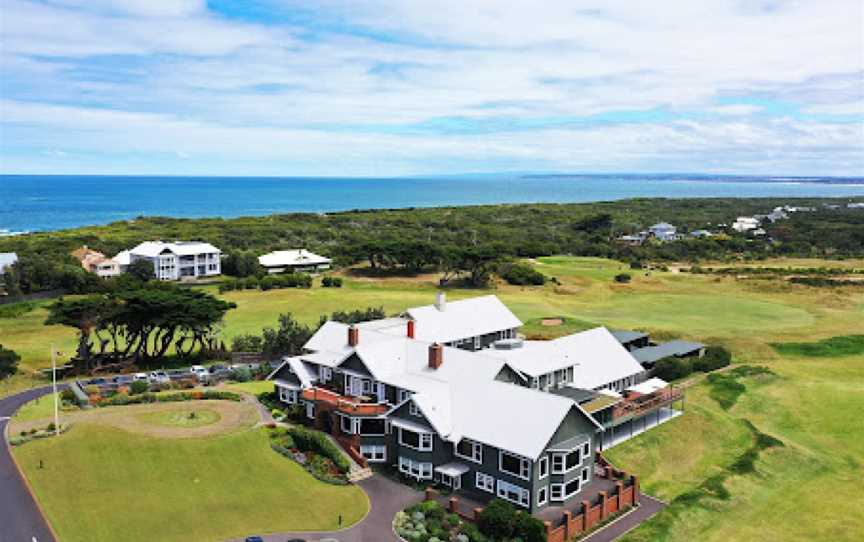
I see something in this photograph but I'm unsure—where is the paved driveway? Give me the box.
[227,474,422,542]
[0,386,58,542]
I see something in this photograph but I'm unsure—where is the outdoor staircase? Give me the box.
[348,465,373,482]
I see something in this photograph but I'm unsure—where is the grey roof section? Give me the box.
[632,340,705,364]
[0,252,18,274]
[547,433,591,452]
[611,330,649,344]
[548,387,602,405]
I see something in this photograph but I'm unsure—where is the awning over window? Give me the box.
[434,462,470,477]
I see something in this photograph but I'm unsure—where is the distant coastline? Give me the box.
[1,173,863,233]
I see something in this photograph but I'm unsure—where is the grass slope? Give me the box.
[13,425,369,542]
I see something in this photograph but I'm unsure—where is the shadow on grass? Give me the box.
[770,334,864,357]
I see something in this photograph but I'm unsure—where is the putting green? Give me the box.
[135,408,221,428]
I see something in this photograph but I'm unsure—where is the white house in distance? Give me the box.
[732,217,760,232]
[258,249,331,274]
[128,241,221,281]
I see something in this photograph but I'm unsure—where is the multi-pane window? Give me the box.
[496,480,530,508]
[537,486,548,507]
[409,402,421,417]
[455,439,483,463]
[399,428,432,451]
[397,389,411,403]
[278,386,297,404]
[550,478,581,501]
[499,451,530,480]
[399,457,432,480]
[538,456,549,479]
[319,366,332,382]
[476,472,495,493]
[581,467,590,483]
[340,415,360,435]
[360,445,386,462]
[551,447,582,474]
[359,418,386,436]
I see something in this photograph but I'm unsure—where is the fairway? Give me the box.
[13,425,369,542]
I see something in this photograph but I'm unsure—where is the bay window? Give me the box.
[455,439,483,463]
[399,427,433,451]
[399,457,432,480]
[496,480,530,508]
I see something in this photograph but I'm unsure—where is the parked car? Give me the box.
[244,537,264,542]
[190,365,209,381]
[132,372,148,382]
[208,364,231,380]
[112,375,133,385]
[148,370,170,384]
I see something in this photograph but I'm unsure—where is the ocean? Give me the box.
[1,174,863,233]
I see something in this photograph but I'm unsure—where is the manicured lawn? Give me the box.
[13,425,369,542]
[12,392,68,422]
[220,380,275,395]
[135,408,221,428]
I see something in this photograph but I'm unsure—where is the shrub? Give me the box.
[60,388,78,402]
[477,499,516,540]
[513,511,546,542]
[630,260,644,269]
[614,273,632,283]
[458,522,488,542]
[653,356,692,380]
[288,426,350,472]
[107,393,131,406]
[233,366,252,382]
[84,384,100,396]
[692,346,732,372]
[500,262,547,286]
[416,499,446,520]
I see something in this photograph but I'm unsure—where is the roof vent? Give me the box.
[493,338,524,350]
[435,291,446,311]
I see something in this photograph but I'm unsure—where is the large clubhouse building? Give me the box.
[269,294,683,513]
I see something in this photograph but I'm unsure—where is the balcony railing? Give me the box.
[301,387,389,416]
[612,387,683,421]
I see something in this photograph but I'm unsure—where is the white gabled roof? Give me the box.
[258,249,331,268]
[491,327,644,389]
[129,241,221,257]
[112,250,132,266]
[404,295,523,344]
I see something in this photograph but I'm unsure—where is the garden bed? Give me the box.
[268,426,351,485]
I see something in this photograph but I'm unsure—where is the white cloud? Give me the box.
[0,0,862,175]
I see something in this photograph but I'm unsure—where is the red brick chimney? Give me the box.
[348,325,359,347]
[428,343,443,370]
[407,319,415,339]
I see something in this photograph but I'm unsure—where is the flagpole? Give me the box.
[51,345,59,436]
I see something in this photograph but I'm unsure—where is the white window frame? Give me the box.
[499,451,530,480]
[358,417,387,436]
[278,386,297,404]
[496,479,530,508]
[360,444,386,463]
[398,427,433,452]
[537,485,548,507]
[409,402,421,417]
[340,415,360,435]
[399,457,432,480]
[583,441,591,458]
[476,472,495,493]
[455,438,483,464]
[305,402,315,420]
[581,467,590,483]
[551,447,582,475]
[473,336,481,349]
[397,389,411,403]
[538,456,549,480]
[319,366,332,382]
[550,478,581,502]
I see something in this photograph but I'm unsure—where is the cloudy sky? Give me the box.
[1,0,862,176]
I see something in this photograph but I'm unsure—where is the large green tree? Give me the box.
[0,344,21,379]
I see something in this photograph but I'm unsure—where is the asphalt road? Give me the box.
[0,386,58,542]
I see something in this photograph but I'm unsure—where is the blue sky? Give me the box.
[1,0,862,176]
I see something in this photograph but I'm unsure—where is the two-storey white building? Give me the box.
[128,241,221,281]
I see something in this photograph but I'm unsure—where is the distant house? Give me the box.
[616,233,646,246]
[848,202,864,209]
[766,207,788,222]
[112,250,132,273]
[0,252,18,289]
[647,222,679,241]
[128,241,221,281]
[689,230,713,238]
[258,249,331,274]
[0,252,18,275]
[71,246,121,278]
[732,217,760,232]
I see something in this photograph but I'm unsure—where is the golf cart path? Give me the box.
[0,386,57,542]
